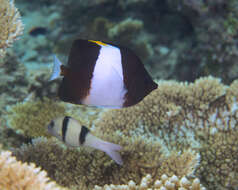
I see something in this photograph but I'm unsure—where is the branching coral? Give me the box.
[13,136,199,189]
[6,96,102,139]
[0,0,24,57]
[5,76,237,190]
[0,126,31,150]
[85,17,153,62]
[0,52,28,116]
[95,77,237,148]
[0,150,65,190]
[197,130,238,190]
[95,76,238,189]
[94,174,206,190]
[168,0,238,83]
[7,98,66,138]
[108,18,143,45]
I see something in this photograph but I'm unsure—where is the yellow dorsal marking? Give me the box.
[88,40,108,46]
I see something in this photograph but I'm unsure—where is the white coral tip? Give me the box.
[164,180,175,189]
[154,180,162,188]
[161,174,168,182]
[170,175,179,183]
[180,176,191,187]
[128,180,136,188]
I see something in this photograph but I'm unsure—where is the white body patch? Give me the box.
[65,119,82,147]
[82,44,127,108]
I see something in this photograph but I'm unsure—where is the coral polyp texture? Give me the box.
[198,130,238,189]
[13,137,200,189]
[6,97,101,139]
[3,76,238,190]
[7,98,66,138]
[94,76,238,189]
[94,174,206,190]
[0,150,65,190]
[173,0,238,83]
[0,0,24,58]
[95,77,237,147]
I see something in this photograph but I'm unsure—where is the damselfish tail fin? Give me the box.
[49,55,62,81]
[104,147,123,165]
[85,134,123,165]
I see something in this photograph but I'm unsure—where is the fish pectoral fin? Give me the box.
[49,55,63,81]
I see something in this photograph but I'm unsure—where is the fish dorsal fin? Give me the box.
[88,40,108,46]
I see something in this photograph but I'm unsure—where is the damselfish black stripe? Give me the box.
[62,116,70,142]
[79,125,90,145]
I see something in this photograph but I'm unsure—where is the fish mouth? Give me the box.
[48,121,54,129]
[47,123,62,140]
[47,125,53,133]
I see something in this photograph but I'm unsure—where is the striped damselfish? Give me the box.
[47,116,123,165]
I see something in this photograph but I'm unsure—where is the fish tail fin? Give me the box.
[85,135,123,165]
[49,55,62,81]
[104,147,123,165]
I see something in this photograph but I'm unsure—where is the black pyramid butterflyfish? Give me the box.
[50,39,158,108]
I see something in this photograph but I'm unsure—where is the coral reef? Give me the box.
[0,126,30,150]
[94,174,206,190]
[0,0,24,57]
[1,76,236,189]
[0,150,65,190]
[95,77,229,146]
[95,76,238,189]
[1,0,237,189]
[54,16,153,63]
[13,137,199,189]
[107,18,143,44]
[13,0,238,84]
[0,52,29,116]
[168,0,238,83]
[5,96,102,139]
[0,53,31,150]
[14,0,193,82]
[27,71,59,100]
[197,130,238,190]
[106,18,154,61]
[7,98,66,138]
